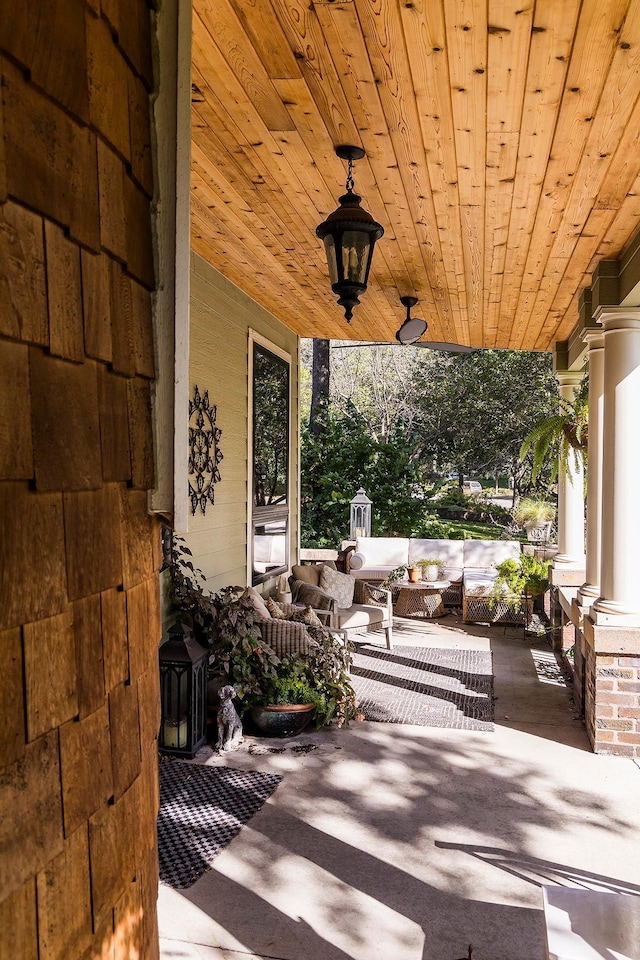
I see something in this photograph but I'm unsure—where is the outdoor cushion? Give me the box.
[291,560,336,587]
[290,581,334,610]
[244,586,272,620]
[349,564,402,581]
[335,603,385,629]
[265,597,288,619]
[354,537,410,568]
[408,539,464,567]
[462,570,499,598]
[463,539,521,569]
[320,565,356,608]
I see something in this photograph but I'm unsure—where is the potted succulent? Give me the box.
[513,497,556,543]
[417,558,442,582]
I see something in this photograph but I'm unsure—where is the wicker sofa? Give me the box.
[347,537,524,623]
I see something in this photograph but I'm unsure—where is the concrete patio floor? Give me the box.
[158,612,640,960]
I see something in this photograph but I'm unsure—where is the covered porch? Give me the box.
[3,2,640,959]
[157,613,640,960]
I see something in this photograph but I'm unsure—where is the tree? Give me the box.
[300,405,429,546]
[329,342,425,441]
[411,349,557,497]
[309,339,330,438]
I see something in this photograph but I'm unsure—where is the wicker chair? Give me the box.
[257,604,320,659]
[289,575,393,650]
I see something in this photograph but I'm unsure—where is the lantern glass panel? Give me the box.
[342,231,369,284]
[323,236,338,285]
[161,665,189,749]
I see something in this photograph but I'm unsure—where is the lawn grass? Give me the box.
[445,519,513,540]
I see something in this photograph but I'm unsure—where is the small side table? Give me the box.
[394,580,451,618]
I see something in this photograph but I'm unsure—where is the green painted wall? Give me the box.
[184,252,300,593]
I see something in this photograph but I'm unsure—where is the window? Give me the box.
[250,337,290,584]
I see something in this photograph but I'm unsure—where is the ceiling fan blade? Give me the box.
[414,341,475,353]
[332,341,475,353]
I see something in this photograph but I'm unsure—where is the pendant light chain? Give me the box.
[346,156,355,194]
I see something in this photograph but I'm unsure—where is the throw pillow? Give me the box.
[320,565,355,608]
[243,587,271,620]
[291,560,336,588]
[291,563,321,587]
[290,604,323,627]
[292,581,333,610]
[265,597,288,619]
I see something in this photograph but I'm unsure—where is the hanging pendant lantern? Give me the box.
[316,146,384,322]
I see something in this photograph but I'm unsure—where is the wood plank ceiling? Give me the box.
[191,0,640,351]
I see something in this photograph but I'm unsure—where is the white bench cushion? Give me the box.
[463,570,499,598]
[353,537,409,568]
[442,566,463,584]
[463,539,521,569]
[408,538,464,567]
[350,564,401,581]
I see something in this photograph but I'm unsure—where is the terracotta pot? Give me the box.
[407,567,421,583]
[250,703,316,738]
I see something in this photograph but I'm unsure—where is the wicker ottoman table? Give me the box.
[394,580,451,618]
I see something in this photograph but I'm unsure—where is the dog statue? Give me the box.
[215,684,243,752]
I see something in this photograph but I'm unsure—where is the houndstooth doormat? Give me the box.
[351,645,494,731]
[158,760,282,888]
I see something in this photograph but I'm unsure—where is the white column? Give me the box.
[554,372,585,567]
[592,308,640,621]
[578,332,604,604]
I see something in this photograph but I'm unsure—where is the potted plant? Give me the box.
[165,533,358,732]
[381,565,409,589]
[417,558,442,582]
[520,372,588,482]
[164,531,217,646]
[488,554,551,615]
[513,497,556,542]
[250,661,325,738]
[208,586,280,705]
[406,564,421,583]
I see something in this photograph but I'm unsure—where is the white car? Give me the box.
[463,480,482,495]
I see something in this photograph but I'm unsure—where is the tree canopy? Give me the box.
[300,341,560,547]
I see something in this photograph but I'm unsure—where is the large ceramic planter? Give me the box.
[250,703,316,738]
[524,520,552,542]
[422,565,440,582]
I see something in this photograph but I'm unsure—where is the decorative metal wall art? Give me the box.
[188,385,223,515]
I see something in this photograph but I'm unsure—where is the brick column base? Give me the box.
[549,586,577,654]
[582,617,640,757]
[549,586,565,653]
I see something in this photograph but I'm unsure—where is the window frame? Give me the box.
[248,331,291,586]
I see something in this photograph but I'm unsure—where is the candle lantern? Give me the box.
[159,621,208,757]
[350,487,372,540]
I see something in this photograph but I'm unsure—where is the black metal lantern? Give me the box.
[159,621,208,757]
[316,145,384,322]
[396,296,428,345]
